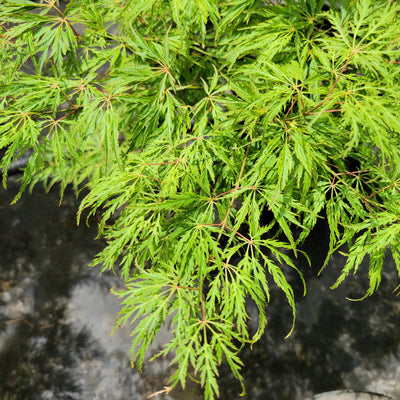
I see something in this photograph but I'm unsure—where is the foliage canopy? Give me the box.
[2,0,400,398]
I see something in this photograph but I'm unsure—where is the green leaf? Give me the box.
[3,0,400,398]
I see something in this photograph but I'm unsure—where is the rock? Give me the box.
[2,178,400,400]
[312,390,392,399]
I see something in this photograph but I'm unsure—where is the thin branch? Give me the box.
[335,169,372,176]
[176,285,199,291]
[299,95,306,113]
[0,24,15,43]
[284,96,297,119]
[147,387,172,399]
[306,108,344,115]
[142,159,182,166]
[0,318,54,330]
[362,198,376,217]
[199,222,252,244]
[283,95,298,119]
[334,174,386,216]
[49,2,80,38]
[213,186,257,200]
[304,52,354,116]
[385,35,400,50]
[365,184,392,199]
[224,224,251,243]
[55,106,81,123]
[59,86,79,109]
[0,318,34,328]
[217,144,250,243]
[329,53,355,95]
[137,174,164,183]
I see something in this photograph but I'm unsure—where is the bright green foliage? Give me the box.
[2,0,400,398]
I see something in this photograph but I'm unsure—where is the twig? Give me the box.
[385,35,400,50]
[55,106,81,123]
[284,96,297,119]
[365,184,392,199]
[142,159,182,166]
[48,1,80,38]
[218,144,250,237]
[137,173,164,183]
[58,86,79,109]
[199,222,251,243]
[0,318,54,330]
[213,186,257,200]
[147,386,172,399]
[306,108,344,115]
[304,52,354,116]
[224,224,251,243]
[335,169,371,176]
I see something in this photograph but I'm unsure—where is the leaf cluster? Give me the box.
[2,0,400,398]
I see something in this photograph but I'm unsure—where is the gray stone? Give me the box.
[312,390,392,400]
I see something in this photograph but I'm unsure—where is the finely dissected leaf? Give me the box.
[2,0,400,399]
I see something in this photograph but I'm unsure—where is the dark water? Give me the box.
[1,178,400,400]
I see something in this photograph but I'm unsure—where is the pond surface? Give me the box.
[1,178,400,400]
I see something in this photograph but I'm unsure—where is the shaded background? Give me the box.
[1,177,400,400]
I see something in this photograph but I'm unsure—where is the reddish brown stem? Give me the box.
[55,106,80,123]
[329,54,354,94]
[200,222,251,243]
[365,184,391,199]
[306,108,344,115]
[385,35,400,50]
[284,96,297,119]
[305,53,354,116]
[362,198,376,217]
[224,225,251,243]
[50,3,80,37]
[142,159,182,166]
[216,144,250,243]
[335,169,371,176]
[213,185,257,200]
[65,19,80,38]
[59,87,78,109]
[0,318,34,328]
[176,285,198,291]
[299,96,306,113]
[0,24,15,43]
[137,174,164,183]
